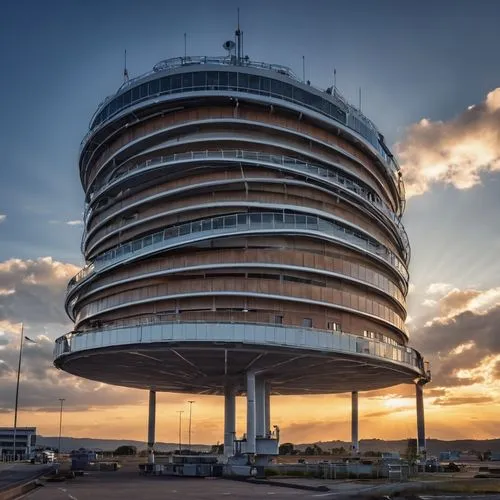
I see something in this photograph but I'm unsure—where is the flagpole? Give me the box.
[12,323,24,461]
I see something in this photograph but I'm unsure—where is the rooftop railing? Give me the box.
[81,56,402,195]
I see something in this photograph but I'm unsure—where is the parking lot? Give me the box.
[23,470,311,500]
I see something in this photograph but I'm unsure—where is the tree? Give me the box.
[114,445,137,456]
[279,443,294,455]
[209,443,224,454]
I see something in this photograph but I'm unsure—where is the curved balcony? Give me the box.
[84,60,398,180]
[54,320,425,376]
[84,149,409,261]
[68,211,409,294]
[83,117,400,212]
[67,261,407,319]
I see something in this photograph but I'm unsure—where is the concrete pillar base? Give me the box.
[147,390,156,464]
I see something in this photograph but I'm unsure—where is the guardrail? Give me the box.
[83,149,409,261]
[53,321,426,375]
[68,211,409,293]
[81,56,402,193]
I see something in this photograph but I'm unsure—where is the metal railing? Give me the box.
[84,149,409,261]
[68,211,409,293]
[82,57,401,186]
[53,320,427,376]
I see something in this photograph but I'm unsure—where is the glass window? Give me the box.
[193,71,206,89]
[213,217,224,229]
[263,213,273,224]
[182,73,193,89]
[282,83,293,99]
[160,76,170,92]
[139,83,149,98]
[270,79,284,95]
[114,94,124,111]
[123,90,132,105]
[274,315,283,325]
[293,87,305,104]
[228,72,238,90]
[202,219,212,231]
[207,71,218,88]
[109,99,118,115]
[171,75,182,92]
[260,77,270,92]
[238,73,248,89]
[179,224,190,236]
[250,213,262,224]
[219,71,229,88]
[237,213,247,225]
[249,75,260,91]
[149,80,160,94]
[225,215,236,227]
[131,85,140,102]
[302,318,312,328]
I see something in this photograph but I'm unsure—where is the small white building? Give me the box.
[0,427,37,460]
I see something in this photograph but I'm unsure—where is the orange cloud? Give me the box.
[396,88,500,197]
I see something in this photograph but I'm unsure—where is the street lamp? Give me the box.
[176,410,184,454]
[58,398,65,459]
[12,324,36,461]
[187,401,195,452]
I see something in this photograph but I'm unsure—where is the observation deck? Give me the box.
[56,49,428,397]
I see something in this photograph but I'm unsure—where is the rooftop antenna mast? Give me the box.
[184,33,187,60]
[333,68,337,96]
[123,49,129,83]
[302,56,305,83]
[359,87,362,112]
[235,7,241,65]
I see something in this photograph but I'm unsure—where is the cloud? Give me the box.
[412,298,500,391]
[422,299,437,308]
[396,87,500,198]
[0,215,5,224]
[0,333,145,412]
[426,283,453,295]
[424,286,500,327]
[0,257,79,326]
[66,220,83,226]
[433,396,494,406]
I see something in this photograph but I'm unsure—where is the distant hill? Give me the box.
[37,436,211,453]
[38,435,500,454]
[295,438,500,455]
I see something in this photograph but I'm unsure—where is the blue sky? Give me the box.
[1,0,500,441]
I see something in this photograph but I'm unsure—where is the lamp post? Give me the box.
[187,401,195,452]
[12,325,36,461]
[176,410,184,454]
[58,399,65,459]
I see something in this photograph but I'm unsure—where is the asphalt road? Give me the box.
[23,473,309,500]
[19,468,500,500]
[0,463,54,492]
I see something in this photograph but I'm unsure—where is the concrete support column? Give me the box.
[351,391,359,454]
[265,383,271,437]
[416,381,426,458]
[147,390,156,464]
[255,377,266,438]
[223,385,236,457]
[246,372,256,454]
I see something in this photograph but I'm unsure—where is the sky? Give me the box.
[1,0,500,446]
